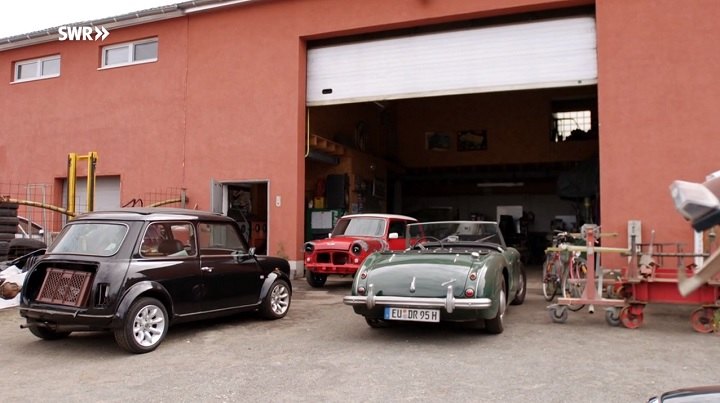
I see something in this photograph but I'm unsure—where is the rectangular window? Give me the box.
[13,55,61,82]
[101,38,158,68]
[550,98,597,142]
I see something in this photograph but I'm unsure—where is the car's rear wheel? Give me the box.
[28,323,71,340]
[260,279,291,319]
[114,297,168,354]
[510,267,527,305]
[365,317,390,328]
[306,272,327,288]
[485,276,506,334]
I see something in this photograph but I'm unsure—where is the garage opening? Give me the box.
[304,10,599,264]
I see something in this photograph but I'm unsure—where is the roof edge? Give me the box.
[0,0,259,52]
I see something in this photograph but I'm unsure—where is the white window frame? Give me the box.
[12,55,61,83]
[100,37,158,69]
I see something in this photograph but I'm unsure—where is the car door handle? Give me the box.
[201,266,214,272]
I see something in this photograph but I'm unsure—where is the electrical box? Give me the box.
[628,220,642,249]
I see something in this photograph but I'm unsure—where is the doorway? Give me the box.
[213,181,269,254]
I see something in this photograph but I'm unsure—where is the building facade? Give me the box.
[1,0,719,275]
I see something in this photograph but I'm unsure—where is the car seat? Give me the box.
[158,239,184,255]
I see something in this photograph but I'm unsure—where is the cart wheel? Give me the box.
[689,307,717,334]
[605,307,622,327]
[549,306,568,323]
[619,305,643,329]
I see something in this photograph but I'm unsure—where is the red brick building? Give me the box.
[1,0,719,276]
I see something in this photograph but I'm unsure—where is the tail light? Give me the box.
[465,288,475,297]
[357,286,366,295]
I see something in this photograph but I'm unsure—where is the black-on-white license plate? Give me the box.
[384,307,440,322]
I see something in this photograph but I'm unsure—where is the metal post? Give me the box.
[86,151,98,212]
[67,153,77,216]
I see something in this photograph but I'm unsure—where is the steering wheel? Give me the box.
[411,236,444,250]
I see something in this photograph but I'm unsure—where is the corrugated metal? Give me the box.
[307,16,597,106]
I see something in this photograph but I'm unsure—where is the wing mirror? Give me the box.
[388,232,399,239]
[233,247,257,263]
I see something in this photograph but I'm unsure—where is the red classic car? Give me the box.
[303,214,417,287]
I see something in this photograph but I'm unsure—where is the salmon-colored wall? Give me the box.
[16,0,720,267]
[0,18,189,200]
[596,0,720,261]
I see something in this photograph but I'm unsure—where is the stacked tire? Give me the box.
[0,202,19,260]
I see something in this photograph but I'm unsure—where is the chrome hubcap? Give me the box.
[270,284,290,315]
[132,304,165,347]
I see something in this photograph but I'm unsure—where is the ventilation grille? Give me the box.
[36,268,93,308]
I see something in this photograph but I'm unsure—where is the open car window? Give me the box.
[198,221,247,254]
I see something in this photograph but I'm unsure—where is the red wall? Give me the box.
[6,0,718,263]
[596,0,720,258]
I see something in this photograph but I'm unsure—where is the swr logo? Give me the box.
[58,26,110,41]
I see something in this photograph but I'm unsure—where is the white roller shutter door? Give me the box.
[307,16,597,106]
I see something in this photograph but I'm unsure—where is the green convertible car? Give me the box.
[343,221,526,333]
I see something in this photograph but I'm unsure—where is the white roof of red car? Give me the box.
[340,213,417,221]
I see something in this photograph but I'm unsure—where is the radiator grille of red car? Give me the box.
[316,252,349,265]
[36,268,93,308]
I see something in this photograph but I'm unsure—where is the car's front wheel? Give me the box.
[306,272,327,288]
[114,297,168,354]
[28,323,71,340]
[260,279,291,319]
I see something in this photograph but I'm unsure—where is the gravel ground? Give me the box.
[0,266,718,403]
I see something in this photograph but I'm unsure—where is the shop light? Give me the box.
[476,182,524,188]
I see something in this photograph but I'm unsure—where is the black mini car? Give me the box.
[19,208,292,353]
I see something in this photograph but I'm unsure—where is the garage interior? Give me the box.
[304,10,599,264]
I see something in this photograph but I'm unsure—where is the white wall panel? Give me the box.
[307,16,597,105]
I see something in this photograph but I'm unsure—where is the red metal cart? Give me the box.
[547,225,720,333]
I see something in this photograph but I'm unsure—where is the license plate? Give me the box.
[384,307,440,323]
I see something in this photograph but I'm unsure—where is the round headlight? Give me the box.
[304,242,315,253]
[351,244,362,254]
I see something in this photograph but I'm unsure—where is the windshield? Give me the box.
[49,222,128,256]
[331,217,386,237]
[406,221,504,247]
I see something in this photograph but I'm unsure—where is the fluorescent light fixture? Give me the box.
[476,182,524,188]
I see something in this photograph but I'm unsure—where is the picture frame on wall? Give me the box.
[425,131,451,151]
[457,129,487,151]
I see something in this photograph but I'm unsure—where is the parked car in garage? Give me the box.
[303,213,417,287]
[343,221,526,333]
[18,208,292,353]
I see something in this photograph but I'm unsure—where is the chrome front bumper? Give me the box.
[342,284,492,314]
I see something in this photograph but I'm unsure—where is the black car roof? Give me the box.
[72,208,229,222]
